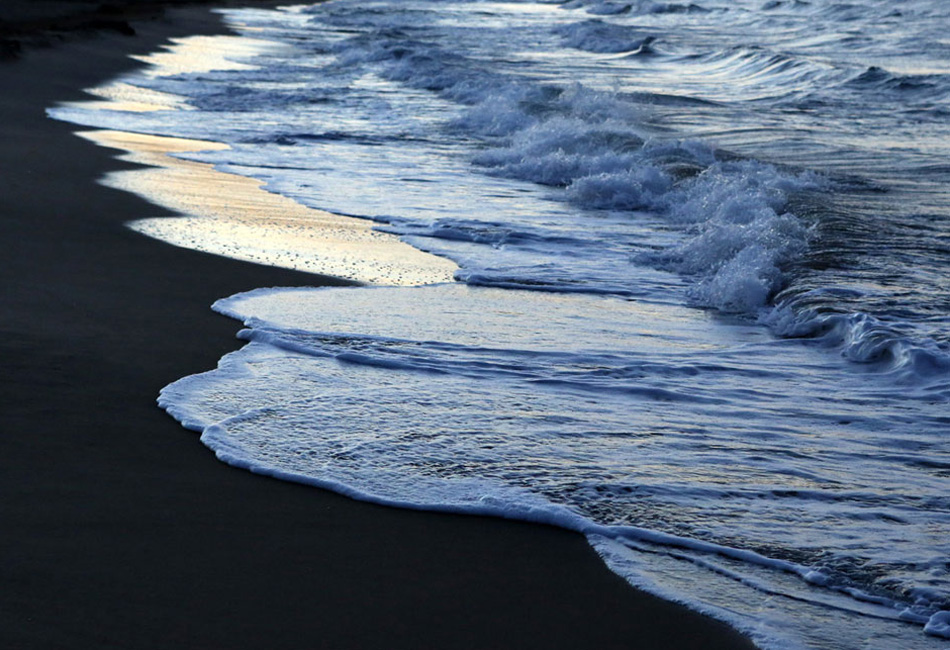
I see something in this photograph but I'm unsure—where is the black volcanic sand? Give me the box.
[0,4,757,648]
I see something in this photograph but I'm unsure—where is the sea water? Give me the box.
[49,1,950,647]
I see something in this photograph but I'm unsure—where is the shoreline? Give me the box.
[73,128,458,285]
[0,4,756,648]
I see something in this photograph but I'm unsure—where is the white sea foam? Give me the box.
[159,284,950,649]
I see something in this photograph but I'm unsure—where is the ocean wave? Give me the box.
[466,85,947,374]
[685,46,836,101]
[564,0,708,16]
[645,161,821,313]
[159,282,950,647]
[468,87,821,314]
[555,19,656,53]
[844,66,950,102]
[763,304,950,387]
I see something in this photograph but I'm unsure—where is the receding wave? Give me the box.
[158,283,950,648]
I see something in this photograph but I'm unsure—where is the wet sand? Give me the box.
[0,3,756,648]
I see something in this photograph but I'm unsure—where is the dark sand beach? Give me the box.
[0,3,756,647]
